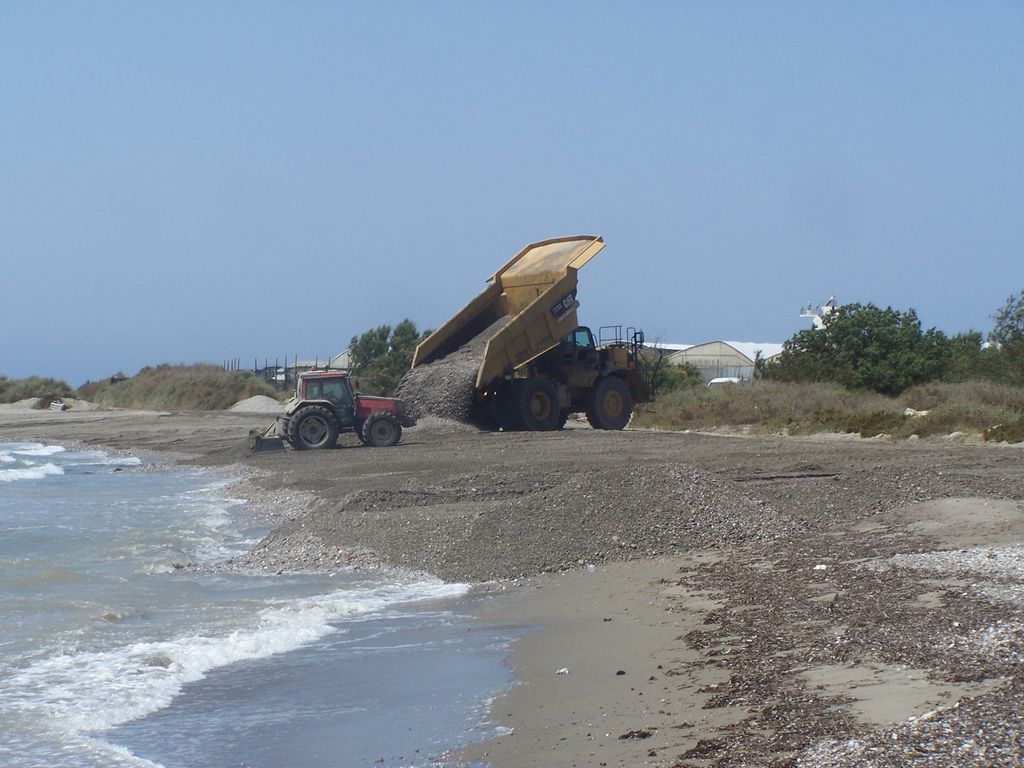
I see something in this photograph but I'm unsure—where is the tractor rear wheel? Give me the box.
[289,405,340,450]
[585,376,633,430]
[507,378,560,431]
[362,412,402,447]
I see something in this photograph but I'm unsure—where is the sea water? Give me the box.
[0,442,514,768]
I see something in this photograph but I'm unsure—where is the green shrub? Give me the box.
[645,360,702,396]
[765,303,949,395]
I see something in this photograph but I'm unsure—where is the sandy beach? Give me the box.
[2,405,1023,766]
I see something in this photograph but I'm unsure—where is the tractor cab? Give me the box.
[295,371,355,426]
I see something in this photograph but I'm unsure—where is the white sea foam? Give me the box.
[10,443,67,457]
[0,442,142,482]
[0,462,65,482]
[4,580,469,734]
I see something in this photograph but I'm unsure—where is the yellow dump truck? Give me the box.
[411,235,650,430]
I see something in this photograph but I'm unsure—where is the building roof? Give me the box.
[722,341,785,361]
[666,341,785,363]
[646,342,694,353]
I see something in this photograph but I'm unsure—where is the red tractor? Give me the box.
[272,371,413,451]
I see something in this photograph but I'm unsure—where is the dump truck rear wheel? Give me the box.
[585,376,633,430]
[507,378,561,431]
[363,412,402,447]
[289,406,340,450]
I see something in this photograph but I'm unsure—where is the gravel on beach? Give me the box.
[3,407,1023,767]
[394,316,510,425]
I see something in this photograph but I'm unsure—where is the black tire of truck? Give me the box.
[362,412,402,447]
[508,377,561,431]
[585,376,633,430]
[354,420,368,444]
[289,406,340,450]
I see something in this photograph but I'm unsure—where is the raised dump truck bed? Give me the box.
[412,235,607,388]
[410,235,650,431]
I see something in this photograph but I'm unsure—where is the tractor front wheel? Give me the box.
[362,412,402,447]
[289,406,340,450]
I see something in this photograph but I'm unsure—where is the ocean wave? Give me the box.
[0,463,65,483]
[63,451,142,468]
[3,580,469,734]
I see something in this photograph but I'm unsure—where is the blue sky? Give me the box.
[2,2,1022,385]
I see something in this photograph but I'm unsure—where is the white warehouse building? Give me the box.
[655,341,785,382]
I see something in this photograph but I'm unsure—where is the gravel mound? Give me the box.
[266,461,786,581]
[395,317,510,425]
[61,398,104,411]
[408,416,479,434]
[0,398,41,410]
[230,395,285,414]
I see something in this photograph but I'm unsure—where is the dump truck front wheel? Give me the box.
[289,406,340,450]
[363,412,402,447]
[507,378,561,431]
[585,376,633,430]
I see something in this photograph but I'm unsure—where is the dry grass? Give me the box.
[0,376,74,407]
[634,379,1024,442]
[77,364,280,411]
[633,380,897,432]
[902,380,1024,413]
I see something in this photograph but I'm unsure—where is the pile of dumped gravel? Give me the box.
[395,317,510,425]
[230,395,285,414]
[260,461,787,581]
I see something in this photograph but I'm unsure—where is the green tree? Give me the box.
[347,326,392,372]
[766,303,949,395]
[942,331,1008,382]
[990,289,1024,379]
[348,319,431,395]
